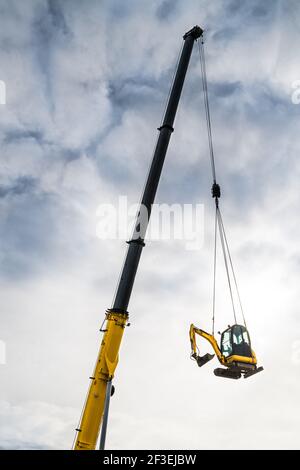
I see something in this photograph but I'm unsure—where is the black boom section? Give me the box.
[113,26,203,312]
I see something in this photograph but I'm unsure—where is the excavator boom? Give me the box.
[189,324,219,366]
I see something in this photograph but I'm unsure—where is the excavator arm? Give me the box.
[189,324,223,367]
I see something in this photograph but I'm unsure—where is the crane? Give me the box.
[73,25,204,451]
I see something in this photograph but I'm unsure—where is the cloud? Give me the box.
[0,400,76,450]
[0,175,36,198]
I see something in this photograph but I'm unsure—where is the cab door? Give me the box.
[231,325,252,358]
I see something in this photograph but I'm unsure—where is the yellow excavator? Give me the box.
[189,324,263,379]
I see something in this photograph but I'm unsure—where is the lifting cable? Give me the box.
[218,210,247,328]
[198,38,247,332]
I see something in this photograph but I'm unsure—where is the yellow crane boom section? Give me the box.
[189,324,257,367]
[74,311,128,450]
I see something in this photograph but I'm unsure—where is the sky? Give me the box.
[0,0,300,450]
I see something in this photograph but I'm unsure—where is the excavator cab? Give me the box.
[189,323,263,380]
[221,324,252,359]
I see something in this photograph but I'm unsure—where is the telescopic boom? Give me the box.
[74,25,203,450]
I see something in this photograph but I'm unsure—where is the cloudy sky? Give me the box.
[0,0,300,450]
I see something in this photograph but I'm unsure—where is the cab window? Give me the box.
[221,331,232,357]
[231,325,251,358]
[232,326,250,346]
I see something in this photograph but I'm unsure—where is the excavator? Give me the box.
[73,25,262,451]
[189,324,263,379]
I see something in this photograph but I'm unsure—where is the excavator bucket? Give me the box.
[192,352,215,367]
